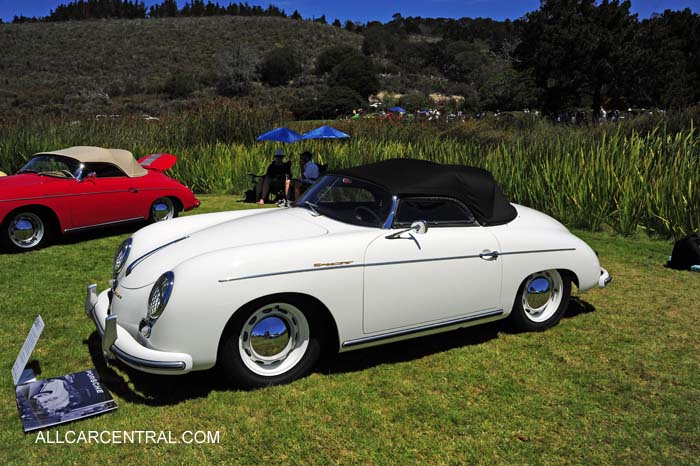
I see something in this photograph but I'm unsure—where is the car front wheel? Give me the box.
[510,269,571,332]
[2,211,52,252]
[219,297,323,389]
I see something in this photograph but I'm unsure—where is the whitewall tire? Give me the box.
[510,269,571,331]
[220,296,323,389]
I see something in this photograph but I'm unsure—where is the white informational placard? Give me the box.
[11,315,44,386]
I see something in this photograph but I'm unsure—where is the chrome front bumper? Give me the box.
[85,284,193,375]
[598,268,612,288]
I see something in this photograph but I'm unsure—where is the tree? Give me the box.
[632,9,700,108]
[330,55,380,99]
[332,18,341,28]
[216,45,259,97]
[515,0,637,116]
[398,92,433,112]
[290,9,302,20]
[259,47,302,86]
[293,86,364,120]
[315,45,362,75]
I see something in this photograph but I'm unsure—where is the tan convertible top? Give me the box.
[38,146,148,178]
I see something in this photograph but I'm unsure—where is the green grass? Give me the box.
[0,195,698,465]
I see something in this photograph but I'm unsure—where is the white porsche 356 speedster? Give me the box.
[86,159,611,388]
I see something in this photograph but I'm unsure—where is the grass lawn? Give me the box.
[0,195,698,464]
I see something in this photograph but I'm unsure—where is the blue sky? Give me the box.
[0,0,698,23]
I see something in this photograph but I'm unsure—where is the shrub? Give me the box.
[293,86,364,119]
[163,72,197,98]
[259,47,302,86]
[330,55,379,98]
[315,45,361,75]
[216,45,259,97]
[398,92,434,112]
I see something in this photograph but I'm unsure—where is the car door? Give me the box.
[363,197,502,334]
[68,163,142,229]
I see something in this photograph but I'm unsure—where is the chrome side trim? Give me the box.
[1,191,134,203]
[499,248,576,256]
[64,216,145,233]
[1,188,179,204]
[219,263,365,282]
[342,309,504,348]
[218,248,577,283]
[125,236,189,276]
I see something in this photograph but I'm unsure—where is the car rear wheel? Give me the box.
[150,197,177,222]
[220,297,323,389]
[510,269,571,332]
[2,211,53,252]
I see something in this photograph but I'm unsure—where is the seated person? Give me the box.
[285,151,319,202]
[256,149,291,205]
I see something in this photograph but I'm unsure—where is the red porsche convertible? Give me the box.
[0,146,200,252]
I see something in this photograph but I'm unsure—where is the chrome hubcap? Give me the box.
[522,270,563,322]
[8,212,44,248]
[239,303,309,377]
[251,317,291,357]
[151,198,174,222]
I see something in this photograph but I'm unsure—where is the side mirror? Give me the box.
[80,172,96,183]
[386,220,428,239]
[411,220,428,235]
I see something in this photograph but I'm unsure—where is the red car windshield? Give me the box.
[18,155,82,179]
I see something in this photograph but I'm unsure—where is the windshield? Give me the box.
[18,155,82,179]
[296,175,393,228]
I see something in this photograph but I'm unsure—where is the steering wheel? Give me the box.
[60,169,75,178]
[353,206,382,224]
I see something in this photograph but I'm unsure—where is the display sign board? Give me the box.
[12,316,44,386]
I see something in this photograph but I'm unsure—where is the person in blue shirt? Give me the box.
[284,151,319,203]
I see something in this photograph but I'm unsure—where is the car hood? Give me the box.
[120,208,329,289]
[0,173,66,198]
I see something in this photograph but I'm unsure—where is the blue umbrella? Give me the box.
[387,106,407,114]
[256,127,303,143]
[301,125,350,140]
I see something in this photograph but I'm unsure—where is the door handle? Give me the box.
[128,187,138,193]
[479,250,499,261]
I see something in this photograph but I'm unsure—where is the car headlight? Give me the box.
[148,272,174,320]
[113,238,132,275]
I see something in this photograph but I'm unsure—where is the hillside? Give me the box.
[0,16,361,118]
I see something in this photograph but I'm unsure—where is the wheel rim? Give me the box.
[8,212,44,249]
[521,270,563,323]
[151,198,175,222]
[239,302,310,377]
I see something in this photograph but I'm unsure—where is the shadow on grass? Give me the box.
[85,297,596,404]
[56,221,146,246]
[83,332,229,406]
[0,221,145,255]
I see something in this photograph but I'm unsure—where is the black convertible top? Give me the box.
[331,158,517,226]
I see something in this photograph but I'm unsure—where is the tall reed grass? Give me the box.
[1,104,697,238]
